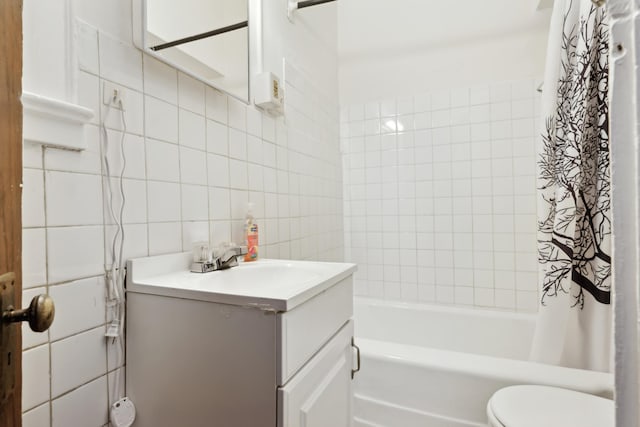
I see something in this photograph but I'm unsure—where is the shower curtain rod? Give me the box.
[150,20,248,52]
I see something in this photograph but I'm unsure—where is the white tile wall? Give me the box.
[23,403,50,427]
[50,326,107,397]
[21,18,343,426]
[145,96,179,144]
[146,138,180,182]
[342,79,541,312]
[48,277,106,341]
[179,110,206,151]
[45,171,103,226]
[142,56,177,104]
[47,226,105,283]
[44,128,102,174]
[51,376,109,427]
[103,132,146,181]
[22,229,46,288]
[178,73,206,115]
[22,168,44,227]
[22,344,50,411]
[148,222,183,255]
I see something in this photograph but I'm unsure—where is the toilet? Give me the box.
[487,385,614,427]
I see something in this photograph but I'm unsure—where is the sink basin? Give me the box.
[127,253,357,311]
[210,261,322,288]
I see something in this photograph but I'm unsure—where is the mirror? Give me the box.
[133,0,250,102]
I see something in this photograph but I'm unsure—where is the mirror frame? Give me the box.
[132,0,252,104]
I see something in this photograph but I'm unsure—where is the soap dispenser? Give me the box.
[244,202,258,262]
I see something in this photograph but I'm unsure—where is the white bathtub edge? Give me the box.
[355,296,538,321]
[354,393,485,427]
[354,297,537,359]
[356,338,614,399]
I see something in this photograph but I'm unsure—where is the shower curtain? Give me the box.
[530,0,611,372]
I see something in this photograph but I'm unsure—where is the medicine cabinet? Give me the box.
[133,0,250,102]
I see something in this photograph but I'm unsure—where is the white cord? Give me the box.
[101,97,128,406]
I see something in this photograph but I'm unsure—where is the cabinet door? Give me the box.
[278,320,354,427]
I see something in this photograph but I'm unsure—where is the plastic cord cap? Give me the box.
[111,397,136,427]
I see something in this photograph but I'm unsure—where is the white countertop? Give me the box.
[127,252,357,311]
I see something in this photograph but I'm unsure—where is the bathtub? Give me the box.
[353,297,614,427]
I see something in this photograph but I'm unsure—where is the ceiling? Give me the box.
[338,0,552,60]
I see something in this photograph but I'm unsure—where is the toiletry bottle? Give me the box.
[244,203,258,262]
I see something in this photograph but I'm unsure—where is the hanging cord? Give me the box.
[101,94,128,406]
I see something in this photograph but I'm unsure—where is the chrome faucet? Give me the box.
[191,244,248,273]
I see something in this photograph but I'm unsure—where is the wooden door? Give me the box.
[0,1,23,427]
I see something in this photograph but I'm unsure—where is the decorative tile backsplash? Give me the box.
[342,80,541,312]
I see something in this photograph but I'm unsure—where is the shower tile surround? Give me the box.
[342,81,541,312]
[21,23,343,427]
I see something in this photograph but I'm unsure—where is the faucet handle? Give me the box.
[218,244,248,265]
[234,246,248,256]
[192,241,212,263]
[216,242,244,254]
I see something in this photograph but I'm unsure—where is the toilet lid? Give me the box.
[488,385,614,427]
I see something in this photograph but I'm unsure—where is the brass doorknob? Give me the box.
[2,294,55,332]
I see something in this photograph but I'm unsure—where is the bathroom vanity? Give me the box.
[126,253,357,427]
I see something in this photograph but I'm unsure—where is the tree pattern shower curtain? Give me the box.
[530,0,611,372]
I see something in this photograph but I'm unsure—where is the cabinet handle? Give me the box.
[351,337,361,379]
